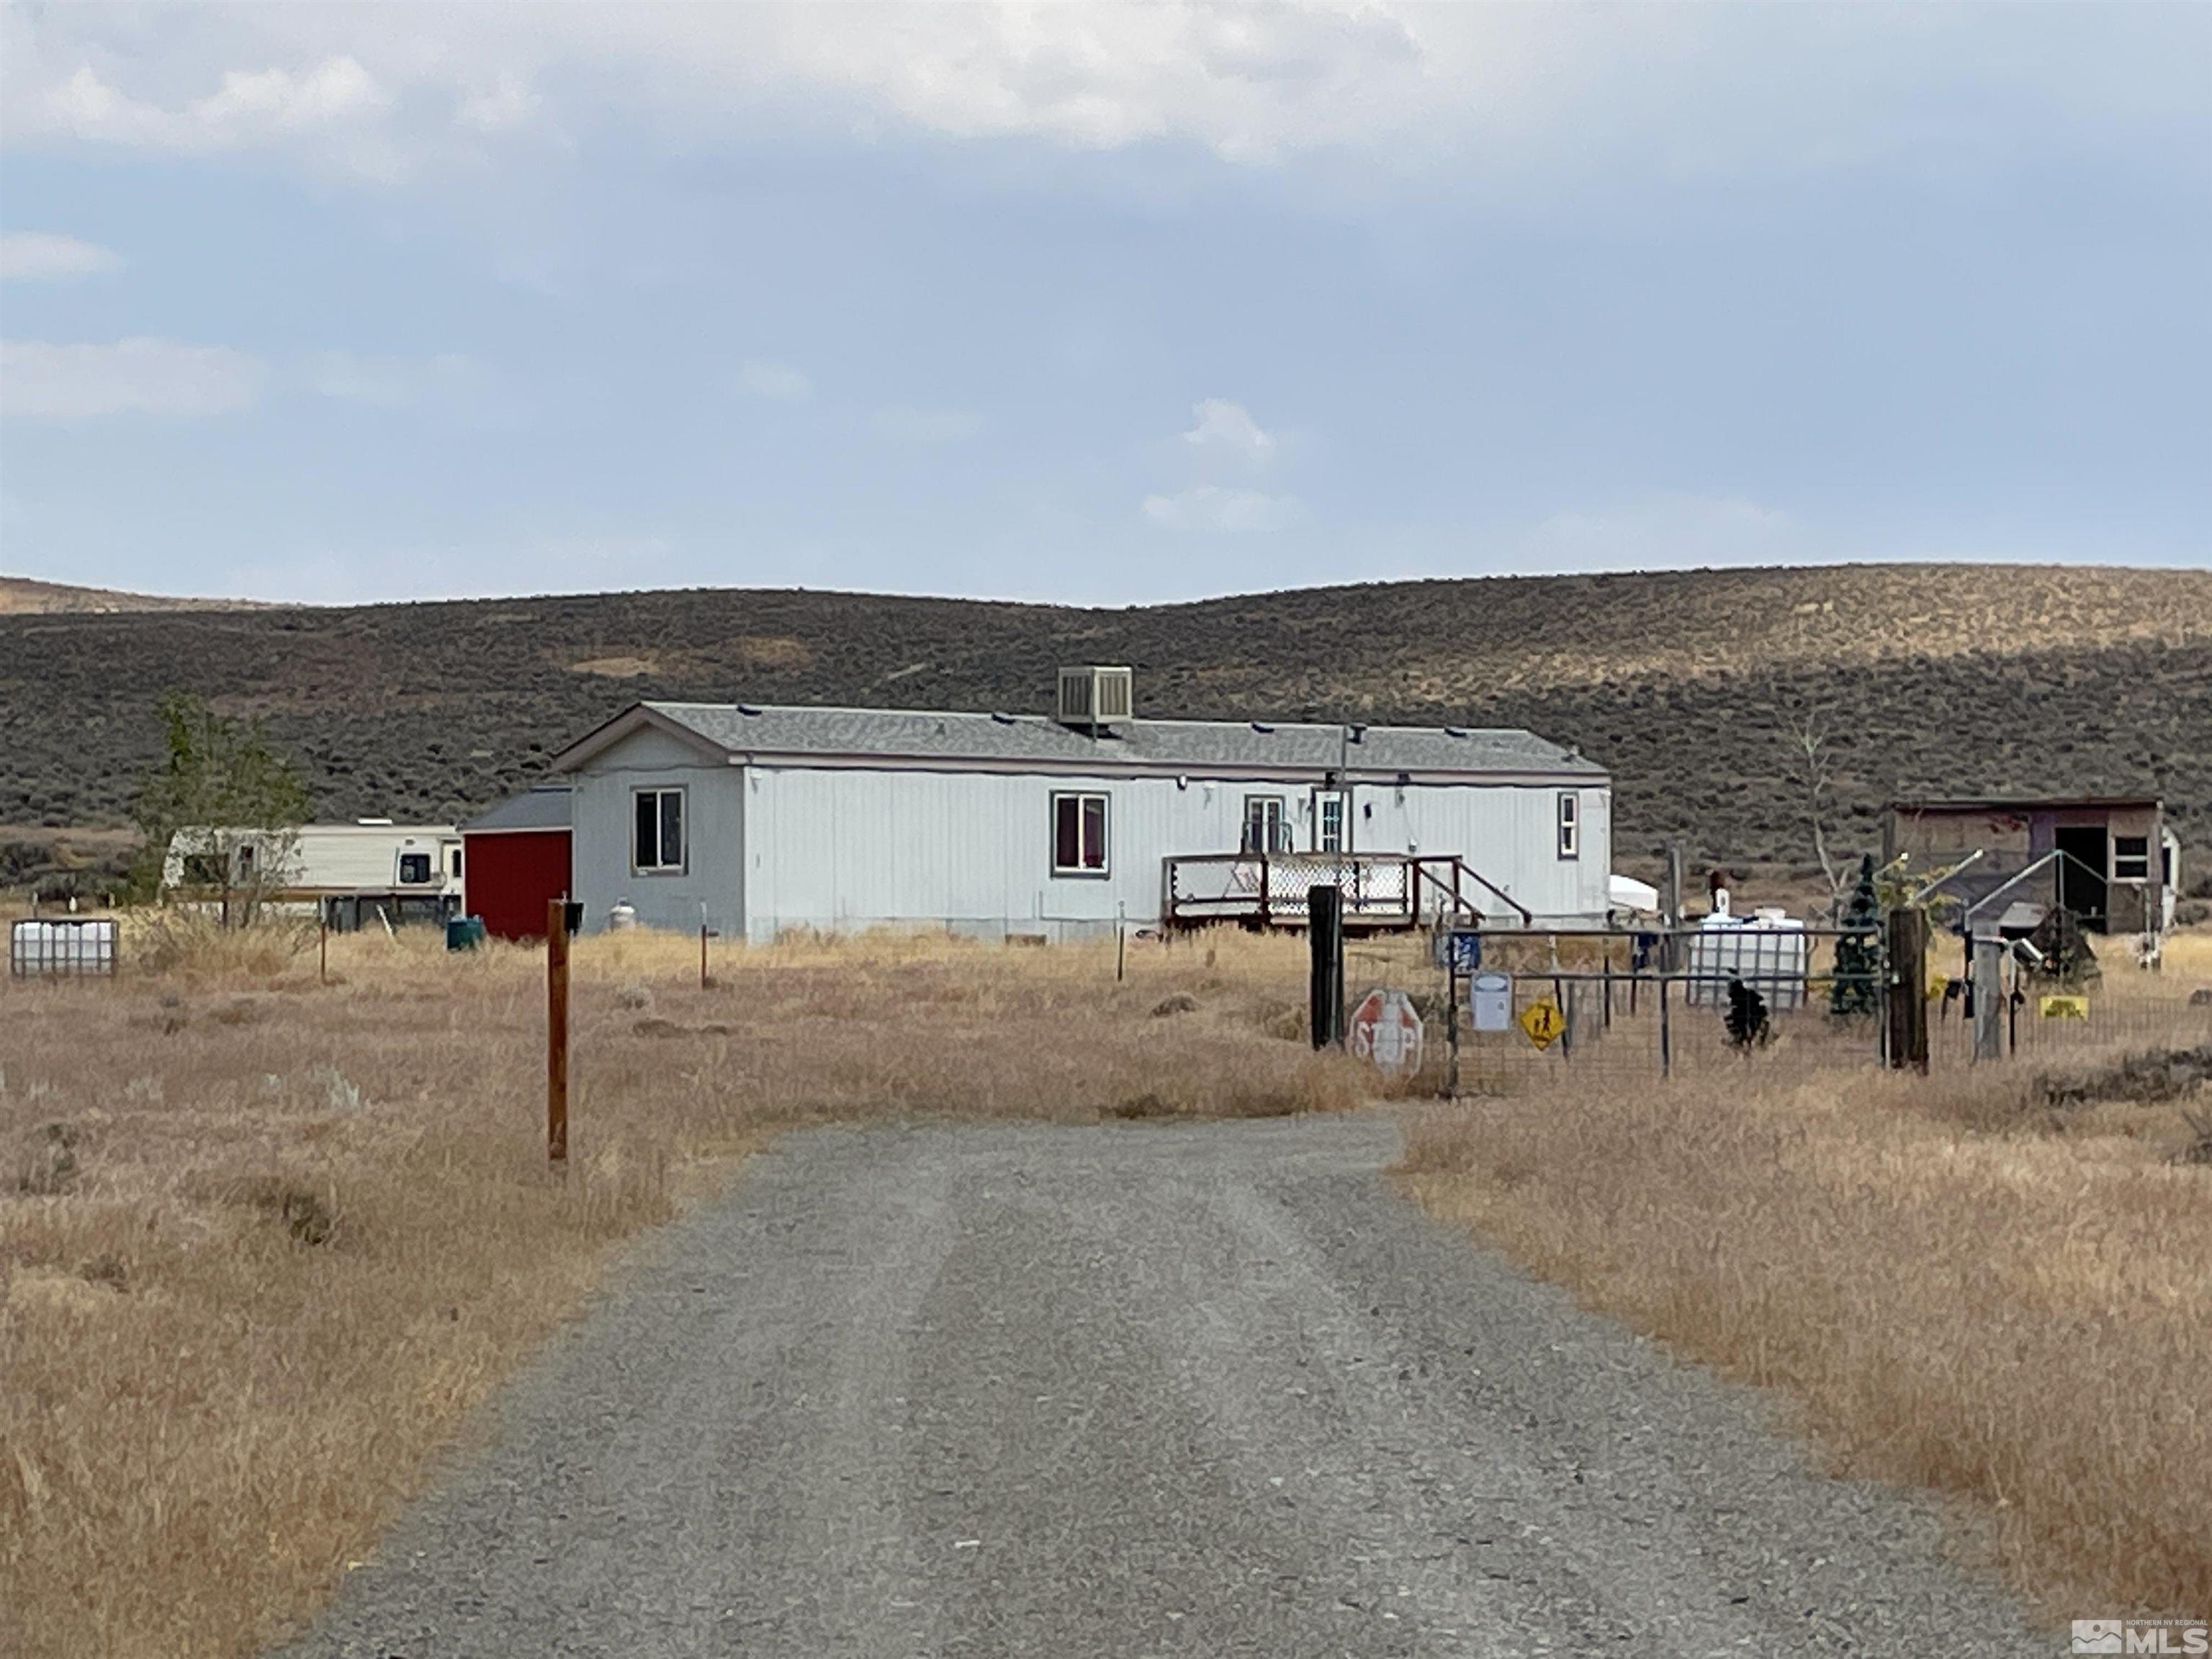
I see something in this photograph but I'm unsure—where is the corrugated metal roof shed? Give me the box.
[558,701,1604,783]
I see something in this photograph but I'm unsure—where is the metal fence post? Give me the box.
[547,897,570,1165]
[1308,884,1344,1050]
[1886,907,1929,1074]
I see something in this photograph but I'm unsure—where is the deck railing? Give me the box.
[1162,853,1530,930]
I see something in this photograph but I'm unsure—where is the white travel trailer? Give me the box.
[552,667,1615,944]
[162,819,463,930]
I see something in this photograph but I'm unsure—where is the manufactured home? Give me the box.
[552,667,1611,943]
[162,820,463,930]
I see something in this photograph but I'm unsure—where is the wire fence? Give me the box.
[1344,924,2209,1092]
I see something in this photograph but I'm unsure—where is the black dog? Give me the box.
[1725,977,1772,1050]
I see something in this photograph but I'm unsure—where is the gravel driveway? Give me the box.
[284,1114,2044,1658]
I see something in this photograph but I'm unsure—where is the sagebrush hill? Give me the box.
[4,564,2208,891]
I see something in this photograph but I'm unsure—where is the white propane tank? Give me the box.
[608,899,639,932]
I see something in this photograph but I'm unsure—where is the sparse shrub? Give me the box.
[78,1254,130,1292]
[2038,1043,2212,1110]
[14,1121,79,1195]
[233,1177,339,1246]
[310,1065,365,1115]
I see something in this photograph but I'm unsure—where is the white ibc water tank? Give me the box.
[9,919,118,976]
[1689,908,1809,1010]
[607,900,639,932]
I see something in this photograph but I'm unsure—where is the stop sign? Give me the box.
[1349,988,1424,1079]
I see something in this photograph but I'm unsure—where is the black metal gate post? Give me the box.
[1309,884,1344,1050]
[1886,907,1930,1074]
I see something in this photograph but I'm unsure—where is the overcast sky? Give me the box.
[1,3,2206,605]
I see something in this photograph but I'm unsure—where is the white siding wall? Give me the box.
[1354,781,1611,923]
[739,766,1610,942]
[570,728,745,936]
[567,734,1612,942]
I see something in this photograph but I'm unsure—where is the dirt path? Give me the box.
[282,1115,2041,1657]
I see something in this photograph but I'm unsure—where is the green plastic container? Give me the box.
[445,915,487,952]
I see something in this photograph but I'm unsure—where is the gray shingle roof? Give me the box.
[585,701,1603,783]
[463,786,572,833]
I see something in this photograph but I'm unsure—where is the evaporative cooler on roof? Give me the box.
[1056,666,1133,732]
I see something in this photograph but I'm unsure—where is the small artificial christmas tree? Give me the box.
[1830,853,1881,1020]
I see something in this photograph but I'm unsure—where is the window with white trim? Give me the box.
[1315,790,1347,853]
[633,787,686,874]
[1243,794,1288,854]
[2113,835,2150,883]
[1557,791,1581,860]
[397,852,434,885]
[1052,792,1109,875]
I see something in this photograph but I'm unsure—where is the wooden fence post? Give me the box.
[1972,933,2004,1063]
[547,898,570,1164]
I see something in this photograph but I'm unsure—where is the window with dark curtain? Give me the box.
[1055,796,1082,869]
[634,791,659,870]
[660,790,684,869]
[1053,793,1107,872]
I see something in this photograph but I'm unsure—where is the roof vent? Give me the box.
[1443,726,1469,739]
[1056,665,1133,733]
[736,703,763,716]
[990,710,1017,725]
[1250,721,1274,734]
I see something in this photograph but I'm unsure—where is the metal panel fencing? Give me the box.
[1348,920,2209,1093]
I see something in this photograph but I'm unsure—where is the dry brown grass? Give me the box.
[0,923,1360,1659]
[1399,930,2212,1622]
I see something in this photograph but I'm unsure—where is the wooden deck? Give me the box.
[1161,853,1528,932]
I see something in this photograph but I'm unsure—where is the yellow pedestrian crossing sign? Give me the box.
[1519,997,1565,1049]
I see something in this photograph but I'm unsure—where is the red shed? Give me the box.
[461,786,572,941]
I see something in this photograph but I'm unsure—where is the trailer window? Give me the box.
[1243,795,1288,854]
[1557,791,1581,860]
[634,787,686,874]
[2113,835,2149,883]
[1315,791,1347,853]
[397,852,434,885]
[1052,792,1108,875]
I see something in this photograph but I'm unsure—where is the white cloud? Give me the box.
[1179,397,1274,467]
[0,232,120,281]
[3,5,2195,184]
[1142,485,1307,534]
[739,360,812,401]
[873,405,981,444]
[301,350,488,406]
[1,338,265,420]
[32,51,401,177]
